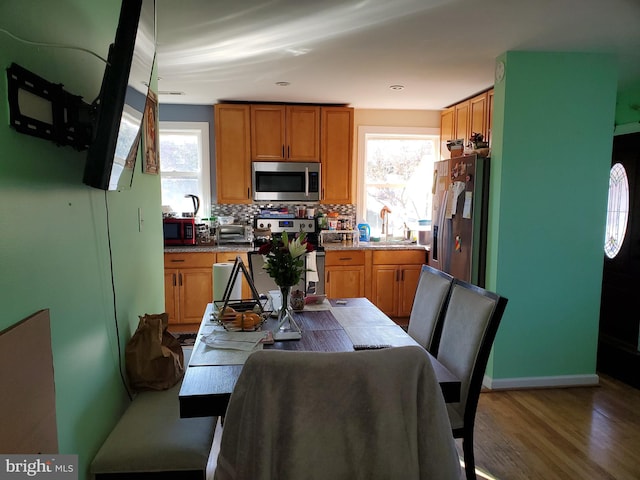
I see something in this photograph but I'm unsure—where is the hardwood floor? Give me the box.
[467,374,640,480]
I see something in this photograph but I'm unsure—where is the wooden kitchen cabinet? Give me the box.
[469,91,488,141]
[371,250,426,318]
[440,89,493,155]
[250,105,320,162]
[215,104,252,204]
[325,250,365,298]
[164,252,216,325]
[440,106,455,143]
[454,99,470,147]
[320,107,354,204]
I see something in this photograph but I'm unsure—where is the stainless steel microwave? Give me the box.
[252,161,320,202]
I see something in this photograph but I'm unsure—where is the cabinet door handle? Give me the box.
[396,270,399,282]
[401,270,405,281]
[179,273,183,286]
[282,145,285,158]
[339,257,352,261]
[172,273,177,287]
[287,145,290,158]
[170,259,185,263]
[247,187,250,199]
[327,271,330,283]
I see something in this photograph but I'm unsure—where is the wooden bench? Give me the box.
[90,349,217,480]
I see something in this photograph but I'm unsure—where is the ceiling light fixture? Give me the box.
[158,91,186,96]
[389,84,405,91]
[276,81,290,87]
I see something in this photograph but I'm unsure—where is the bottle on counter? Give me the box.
[317,213,328,230]
[357,223,370,242]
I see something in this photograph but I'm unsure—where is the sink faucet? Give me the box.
[380,206,391,241]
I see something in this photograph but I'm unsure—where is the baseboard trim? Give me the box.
[482,373,600,390]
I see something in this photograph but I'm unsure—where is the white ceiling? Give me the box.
[155,0,640,110]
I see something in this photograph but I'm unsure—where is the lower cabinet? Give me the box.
[164,252,216,325]
[164,248,427,324]
[371,250,426,318]
[325,250,365,298]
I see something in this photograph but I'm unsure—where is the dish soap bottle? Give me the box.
[357,223,370,242]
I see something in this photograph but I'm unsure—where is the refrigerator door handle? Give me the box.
[436,189,448,265]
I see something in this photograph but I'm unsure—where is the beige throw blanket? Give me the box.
[215,346,460,480]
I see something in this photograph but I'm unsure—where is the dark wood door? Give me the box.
[598,132,640,388]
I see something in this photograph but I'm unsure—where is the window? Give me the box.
[357,126,439,237]
[159,122,210,217]
[604,162,629,259]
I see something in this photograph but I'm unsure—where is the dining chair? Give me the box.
[214,347,460,480]
[436,279,508,480]
[407,264,455,355]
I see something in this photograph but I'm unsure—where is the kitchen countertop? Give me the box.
[164,244,253,253]
[322,242,428,251]
[164,242,428,253]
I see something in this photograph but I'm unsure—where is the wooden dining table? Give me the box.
[179,298,461,418]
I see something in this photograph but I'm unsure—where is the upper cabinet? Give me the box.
[454,100,470,146]
[215,104,252,204]
[440,106,455,143]
[469,92,488,142]
[251,105,320,162]
[321,107,354,204]
[440,89,493,151]
[215,102,354,205]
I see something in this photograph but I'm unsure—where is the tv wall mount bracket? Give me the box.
[6,63,94,151]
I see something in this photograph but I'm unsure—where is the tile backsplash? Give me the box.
[210,203,356,224]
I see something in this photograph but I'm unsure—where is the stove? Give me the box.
[251,216,325,295]
[253,217,322,250]
[254,217,316,234]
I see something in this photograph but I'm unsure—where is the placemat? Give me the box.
[188,340,263,366]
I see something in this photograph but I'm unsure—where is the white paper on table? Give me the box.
[188,341,263,366]
[203,331,266,351]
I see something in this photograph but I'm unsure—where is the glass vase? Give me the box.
[275,285,301,336]
[278,285,293,329]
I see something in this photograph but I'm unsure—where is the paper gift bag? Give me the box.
[125,313,185,391]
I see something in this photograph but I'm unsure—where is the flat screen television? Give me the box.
[83,0,156,191]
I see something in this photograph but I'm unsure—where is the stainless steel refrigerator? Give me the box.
[429,154,489,286]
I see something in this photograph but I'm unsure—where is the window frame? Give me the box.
[158,121,211,214]
[356,125,440,224]
[604,162,629,259]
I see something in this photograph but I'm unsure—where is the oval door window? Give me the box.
[604,162,629,259]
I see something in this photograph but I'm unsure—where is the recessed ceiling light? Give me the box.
[276,81,290,87]
[389,84,405,91]
[158,91,186,96]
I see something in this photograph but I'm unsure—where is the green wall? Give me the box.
[486,51,618,382]
[0,1,164,478]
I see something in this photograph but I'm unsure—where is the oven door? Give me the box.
[252,161,320,202]
[247,251,324,295]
